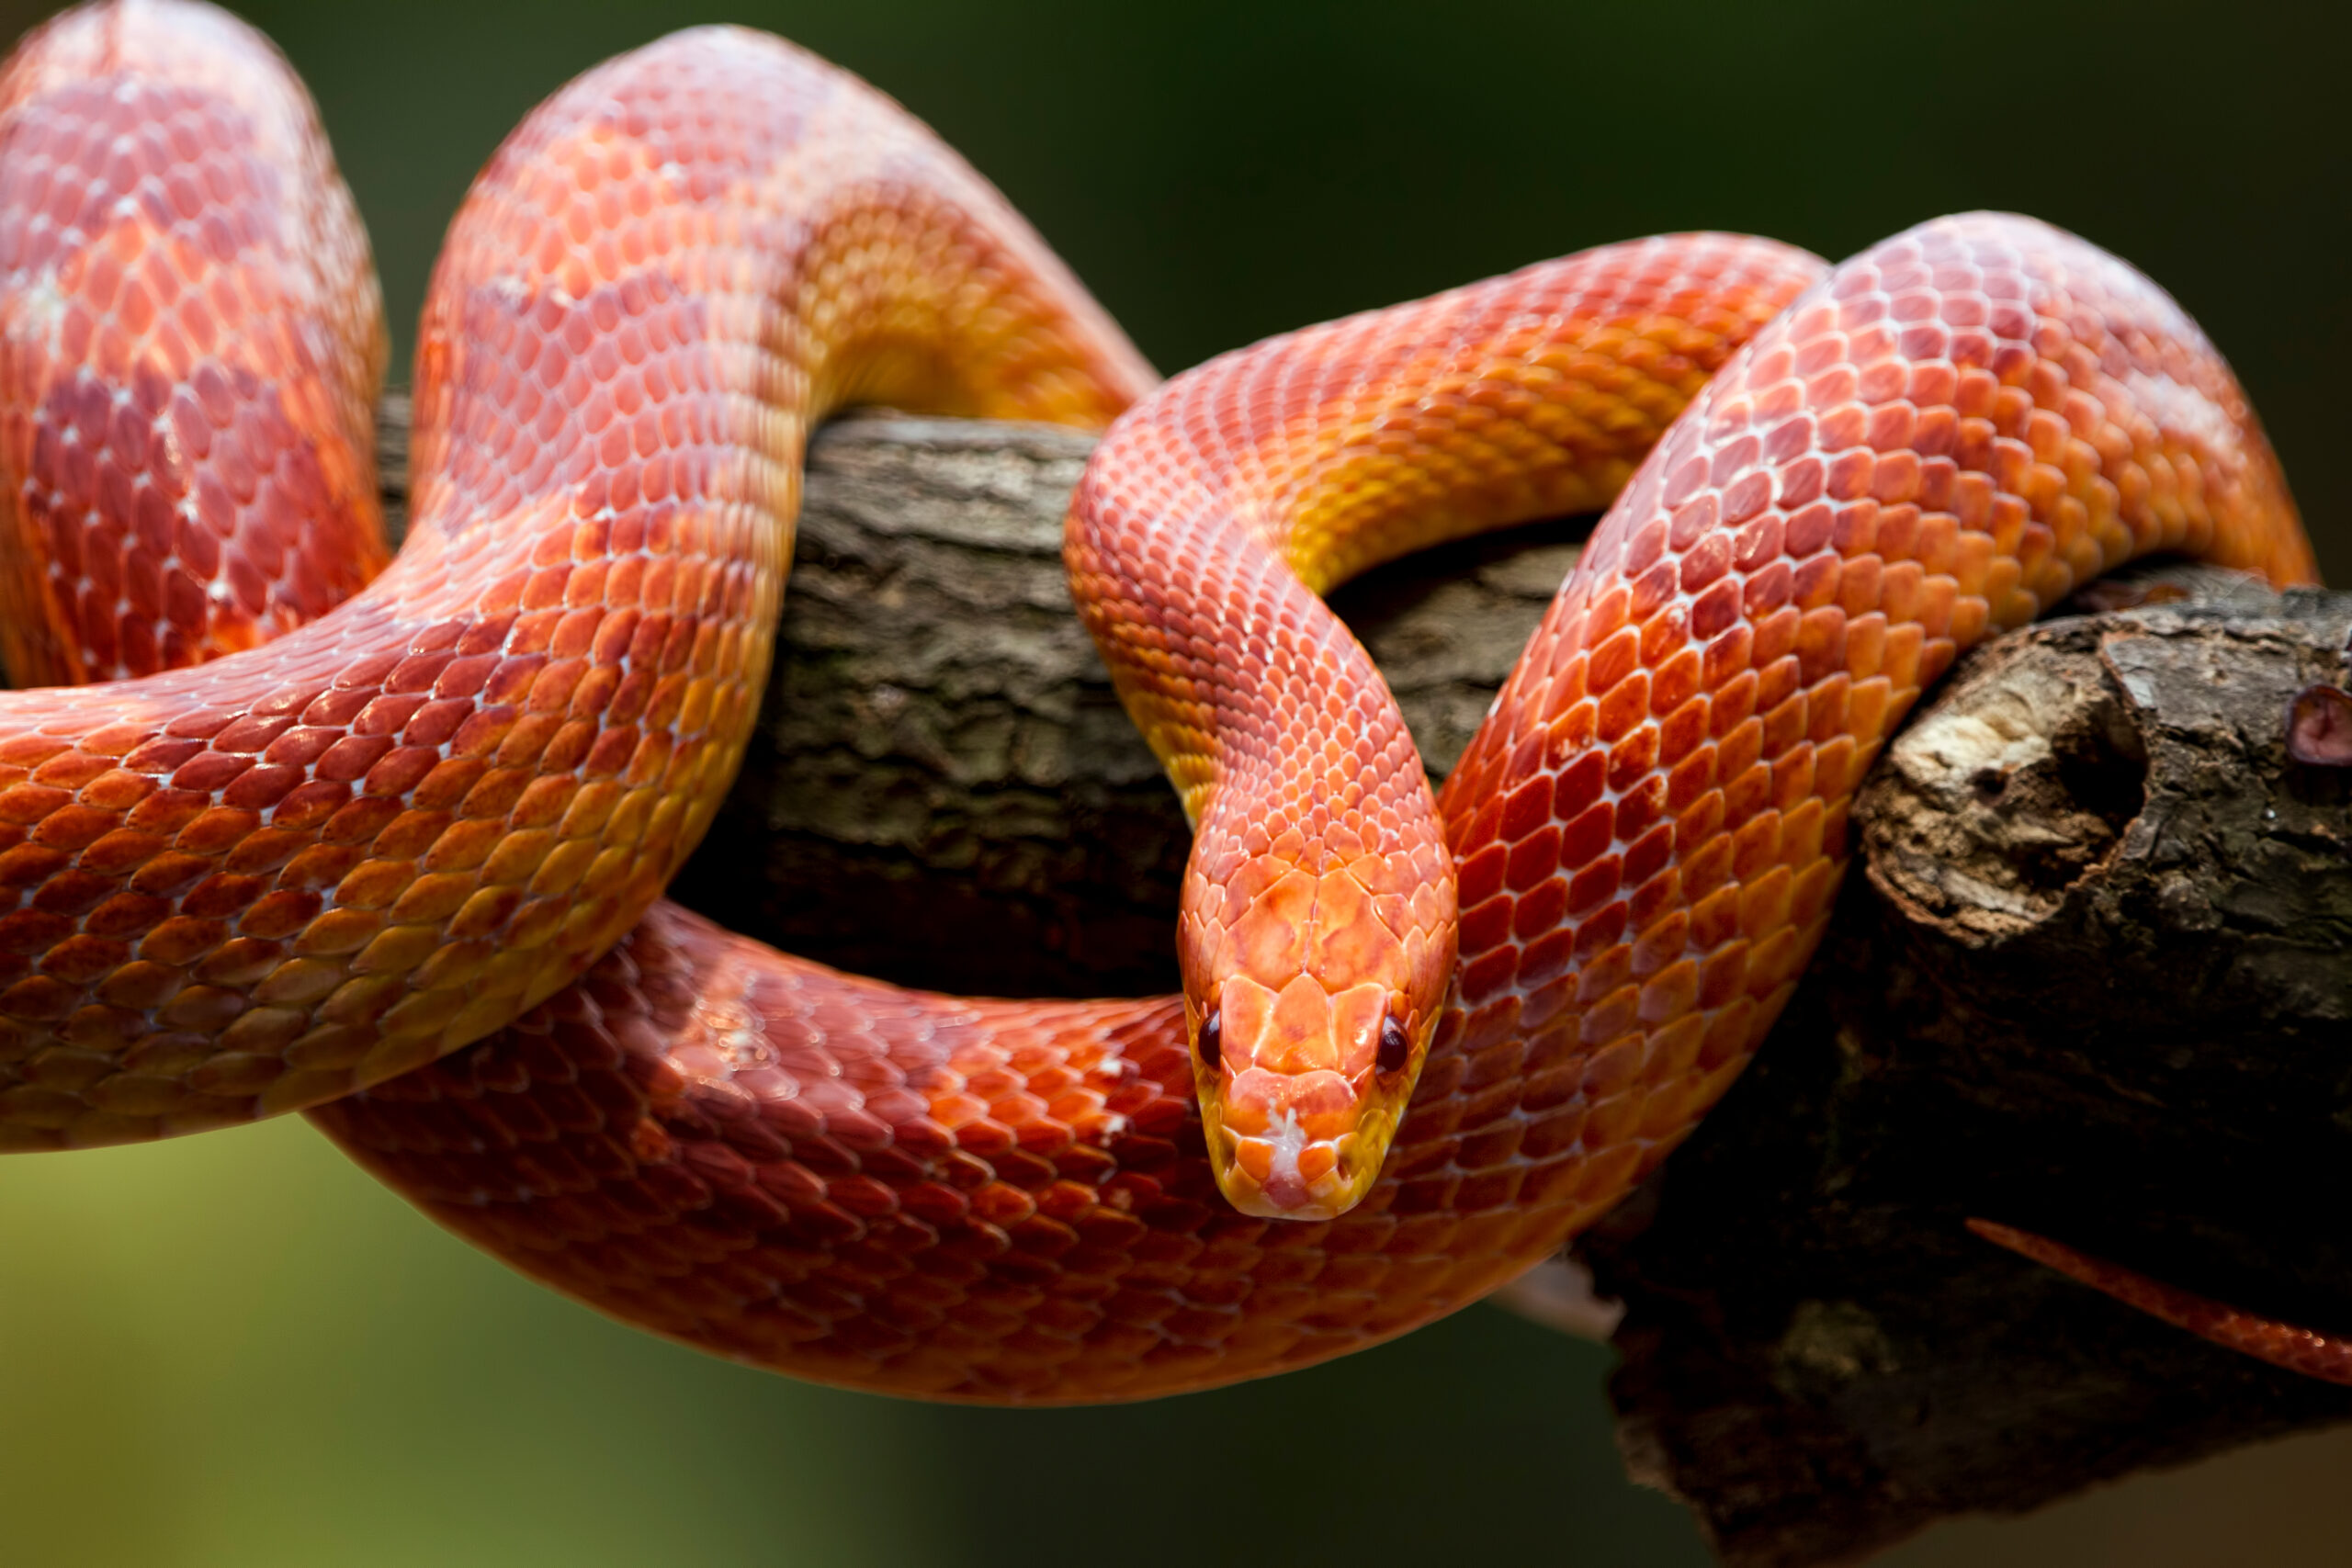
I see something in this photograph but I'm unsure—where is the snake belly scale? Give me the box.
[0,0,2326,1403]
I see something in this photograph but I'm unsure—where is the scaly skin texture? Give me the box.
[6,6,2333,1404]
[0,6,1149,1147]
[322,206,2317,1404]
[0,0,387,687]
[1064,237,1824,1217]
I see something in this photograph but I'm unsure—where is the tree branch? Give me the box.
[1577,576,2352,1566]
[374,405,2352,1565]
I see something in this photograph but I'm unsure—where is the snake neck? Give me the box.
[1069,237,1833,1222]
[1176,696,1458,1221]
[1068,479,1456,1221]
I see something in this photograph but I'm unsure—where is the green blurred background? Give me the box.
[2,1,2348,1564]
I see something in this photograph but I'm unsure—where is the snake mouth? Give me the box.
[1191,975,1424,1220]
[1213,1089,1400,1220]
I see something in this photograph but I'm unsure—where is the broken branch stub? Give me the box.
[367,404,2351,1564]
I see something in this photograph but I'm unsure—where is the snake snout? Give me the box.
[1189,973,1430,1220]
[1181,855,1453,1220]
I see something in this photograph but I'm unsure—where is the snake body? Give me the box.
[0,2,2327,1403]
[0,0,385,688]
[0,1,1147,1146]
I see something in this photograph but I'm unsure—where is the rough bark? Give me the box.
[1579,577,2352,1567]
[661,413,1585,998]
[374,408,2349,1564]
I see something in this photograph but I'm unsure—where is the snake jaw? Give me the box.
[1190,967,1446,1220]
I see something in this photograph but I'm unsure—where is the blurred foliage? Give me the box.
[0,1121,1686,1566]
[0,2,2347,1564]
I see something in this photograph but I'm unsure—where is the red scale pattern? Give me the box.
[0,10,1148,1148]
[322,216,2312,1403]
[1065,236,1825,1218]
[1435,214,2312,1100]
[326,904,1619,1402]
[0,0,385,685]
[6,5,2326,1404]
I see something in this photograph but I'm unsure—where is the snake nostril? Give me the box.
[1198,1007,1222,1070]
[1377,1013,1409,1075]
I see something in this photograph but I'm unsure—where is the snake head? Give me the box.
[1181,853,1455,1222]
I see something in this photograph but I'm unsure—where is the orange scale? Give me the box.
[8,20,2328,1395]
[1500,825,1561,894]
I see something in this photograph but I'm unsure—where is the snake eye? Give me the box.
[1198,1006,1222,1069]
[1377,1012,1410,1075]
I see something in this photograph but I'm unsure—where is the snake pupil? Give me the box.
[1198,1008,1222,1069]
[1377,1014,1410,1075]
